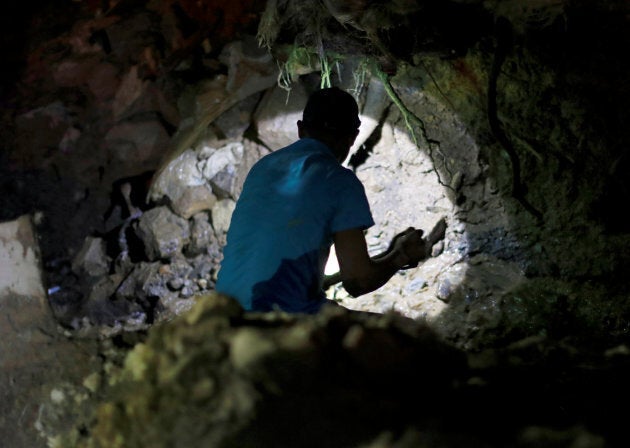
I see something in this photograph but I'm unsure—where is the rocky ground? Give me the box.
[31,294,630,448]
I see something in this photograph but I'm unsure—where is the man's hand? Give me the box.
[331,226,425,297]
[327,219,447,296]
[389,227,427,269]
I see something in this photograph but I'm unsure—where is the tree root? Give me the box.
[488,17,543,222]
[372,63,453,191]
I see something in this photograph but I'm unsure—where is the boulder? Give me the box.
[0,215,47,301]
[188,212,219,256]
[211,199,236,239]
[253,82,307,150]
[170,185,217,220]
[0,215,100,448]
[198,141,244,199]
[72,236,110,277]
[149,148,217,218]
[83,274,137,326]
[214,92,262,139]
[136,206,191,260]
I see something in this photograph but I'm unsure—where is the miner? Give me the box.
[216,86,427,313]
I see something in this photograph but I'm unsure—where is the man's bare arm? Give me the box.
[322,231,407,289]
[323,218,447,293]
[329,227,425,297]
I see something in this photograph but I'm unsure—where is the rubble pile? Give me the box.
[51,137,268,332]
[49,293,627,448]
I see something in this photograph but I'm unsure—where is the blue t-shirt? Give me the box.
[216,138,374,313]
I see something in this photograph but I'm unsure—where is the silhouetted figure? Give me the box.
[217,87,426,313]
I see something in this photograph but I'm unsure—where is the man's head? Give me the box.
[297,87,361,162]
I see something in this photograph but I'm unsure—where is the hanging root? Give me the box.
[488,17,543,222]
[320,53,332,89]
[372,62,452,190]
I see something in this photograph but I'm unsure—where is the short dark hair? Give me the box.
[302,87,361,134]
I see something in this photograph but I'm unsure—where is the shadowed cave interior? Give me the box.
[1,1,630,447]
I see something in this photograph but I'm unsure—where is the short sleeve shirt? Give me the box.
[216,138,374,313]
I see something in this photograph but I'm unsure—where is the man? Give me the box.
[216,87,427,313]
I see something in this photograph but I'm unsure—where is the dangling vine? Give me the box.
[488,17,543,221]
[371,62,452,190]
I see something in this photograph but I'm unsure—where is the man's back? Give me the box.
[216,137,373,313]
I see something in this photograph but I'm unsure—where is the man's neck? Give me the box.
[303,136,346,163]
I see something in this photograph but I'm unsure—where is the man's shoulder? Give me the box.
[254,139,310,164]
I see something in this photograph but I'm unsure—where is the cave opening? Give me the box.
[2,1,630,446]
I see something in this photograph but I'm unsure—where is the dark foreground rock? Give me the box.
[42,293,630,448]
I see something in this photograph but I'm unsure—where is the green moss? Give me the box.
[277,45,317,91]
